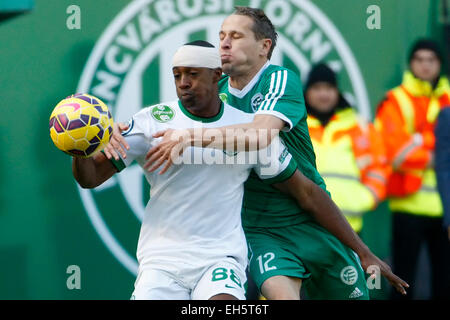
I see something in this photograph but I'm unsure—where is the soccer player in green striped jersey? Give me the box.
[111,7,409,300]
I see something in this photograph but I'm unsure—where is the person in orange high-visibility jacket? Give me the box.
[375,39,450,300]
[304,63,389,234]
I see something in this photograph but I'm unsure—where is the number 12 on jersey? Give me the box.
[256,252,277,274]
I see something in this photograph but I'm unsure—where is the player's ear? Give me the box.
[261,38,272,58]
[212,68,222,83]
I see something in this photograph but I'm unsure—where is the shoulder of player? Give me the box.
[264,64,297,77]
[262,65,301,88]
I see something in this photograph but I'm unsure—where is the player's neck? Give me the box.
[185,95,222,119]
[229,60,268,90]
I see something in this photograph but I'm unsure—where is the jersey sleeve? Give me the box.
[255,68,306,132]
[108,109,153,172]
[253,135,297,184]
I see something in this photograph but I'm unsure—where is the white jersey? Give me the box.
[111,100,296,277]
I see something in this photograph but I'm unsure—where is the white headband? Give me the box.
[172,44,221,69]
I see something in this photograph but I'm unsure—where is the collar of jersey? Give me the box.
[227,61,271,98]
[177,100,224,123]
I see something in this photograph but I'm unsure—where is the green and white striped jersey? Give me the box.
[218,62,329,227]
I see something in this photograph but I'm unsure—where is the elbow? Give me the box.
[281,171,315,212]
[72,168,97,189]
[77,180,97,189]
[73,174,97,189]
[300,184,322,214]
[300,193,315,213]
[71,157,101,189]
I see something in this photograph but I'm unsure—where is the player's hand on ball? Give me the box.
[144,129,190,174]
[360,252,409,295]
[103,122,130,161]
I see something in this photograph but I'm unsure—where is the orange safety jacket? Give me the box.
[308,107,389,232]
[375,71,450,216]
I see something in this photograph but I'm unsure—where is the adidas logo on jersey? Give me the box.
[349,287,364,299]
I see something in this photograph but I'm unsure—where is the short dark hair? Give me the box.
[234,6,278,59]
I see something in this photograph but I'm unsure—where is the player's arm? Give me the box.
[142,115,283,173]
[197,68,303,151]
[188,114,285,150]
[72,152,117,189]
[102,122,130,161]
[74,110,151,186]
[144,70,302,173]
[273,171,409,295]
[274,171,369,255]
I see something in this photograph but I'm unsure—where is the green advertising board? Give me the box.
[0,0,445,300]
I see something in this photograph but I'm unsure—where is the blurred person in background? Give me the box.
[375,38,450,299]
[304,63,389,235]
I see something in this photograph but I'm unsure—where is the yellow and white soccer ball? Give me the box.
[49,93,114,158]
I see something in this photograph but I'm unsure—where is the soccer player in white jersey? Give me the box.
[72,40,298,300]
